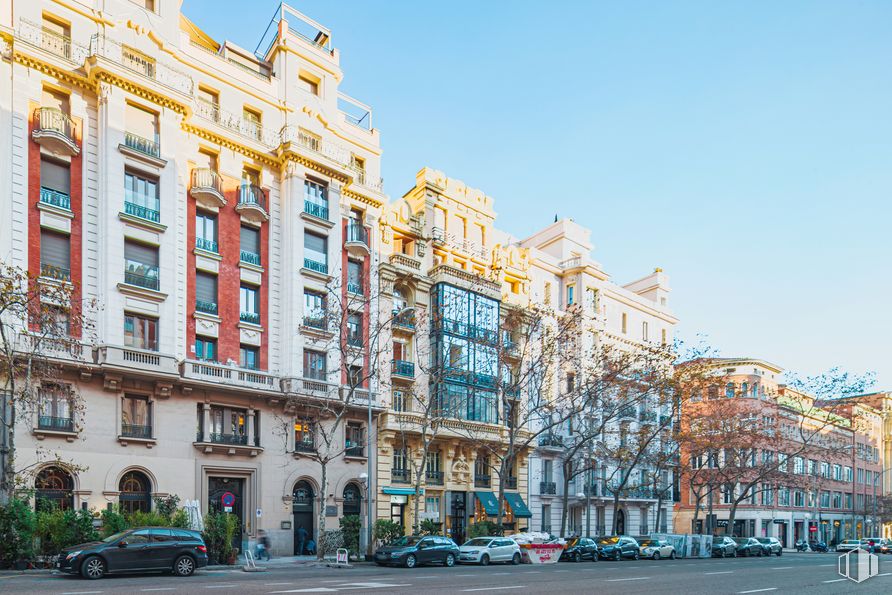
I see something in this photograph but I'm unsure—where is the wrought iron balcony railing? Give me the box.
[240,250,261,266]
[540,481,557,495]
[37,415,74,432]
[124,132,161,159]
[195,237,218,253]
[303,258,328,275]
[39,187,71,210]
[121,423,152,439]
[303,200,329,221]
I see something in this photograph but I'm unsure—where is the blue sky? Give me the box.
[182,0,892,389]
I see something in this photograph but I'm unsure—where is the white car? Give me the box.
[458,537,521,566]
[638,538,676,560]
[836,539,861,552]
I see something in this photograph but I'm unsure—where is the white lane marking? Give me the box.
[205,586,238,589]
[822,579,846,583]
[738,590,778,594]
[265,583,295,586]
[770,566,793,570]
[62,592,103,595]
[818,564,835,567]
[462,588,526,593]
[141,590,176,593]
[523,571,541,573]
[878,572,892,576]
[270,589,336,594]
[453,573,475,576]
[605,577,651,582]
[492,572,512,575]
[705,571,734,575]
[554,569,568,573]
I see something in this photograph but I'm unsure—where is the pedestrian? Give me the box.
[306,538,316,555]
[296,525,308,556]
[255,529,271,561]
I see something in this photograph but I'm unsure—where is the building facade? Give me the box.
[1,1,385,555]
[674,359,886,547]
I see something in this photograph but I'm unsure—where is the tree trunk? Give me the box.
[317,462,328,560]
[692,494,702,534]
[0,393,15,505]
[611,493,620,535]
[707,492,714,535]
[654,494,664,534]
[726,500,739,538]
[413,465,423,534]
[559,460,572,536]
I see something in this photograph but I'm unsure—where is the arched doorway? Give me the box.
[615,509,626,535]
[119,470,152,514]
[35,466,74,511]
[343,483,362,517]
[292,480,315,555]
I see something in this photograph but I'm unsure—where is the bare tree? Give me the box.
[0,263,96,504]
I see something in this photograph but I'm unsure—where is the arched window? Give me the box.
[119,470,152,514]
[752,383,759,398]
[343,483,362,517]
[35,466,74,511]
[293,480,314,511]
[725,383,735,398]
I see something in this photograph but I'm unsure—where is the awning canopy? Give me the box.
[504,492,532,518]
[475,491,500,516]
[383,487,422,496]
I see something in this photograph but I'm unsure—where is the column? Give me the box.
[202,403,210,442]
[247,408,256,445]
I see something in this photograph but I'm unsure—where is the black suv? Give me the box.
[374,535,460,568]
[596,536,640,560]
[561,537,599,562]
[57,527,209,579]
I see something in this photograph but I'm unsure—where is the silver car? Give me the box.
[638,538,676,560]
[458,537,521,566]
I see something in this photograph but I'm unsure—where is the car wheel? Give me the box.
[614,551,621,561]
[512,553,521,565]
[480,554,490,566]
[670,551,676,560]
[758,549,763,557]
[405,554,416,569]
[720,549,726,558]
[173,555,195,577]
[80,556,105,580]
[444,554,455,568]
[574,552,581,563]
[731,549,737,558]
[633,552,640,561]
[777,550,782,557]
[653,552,661,560]
[590,552,597,562]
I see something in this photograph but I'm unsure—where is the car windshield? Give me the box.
[597,537,620,545]
[463,538,492,547]
[102,530,130,543]
[732,538,747,544]
[756,538,769,543]
[638,540,655,546]
[391,536,423,547]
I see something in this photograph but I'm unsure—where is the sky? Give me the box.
[181,0,892,389]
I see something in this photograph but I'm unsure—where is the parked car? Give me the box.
[596,536,640,560]
[57,527,208,580]
[836,539,861,552]
[755,537,783,556]
[374,535,460,568]
[712,536,738,558]
[560,537,599,562]
[638,538,676,560]
[878,538,892,554]
[458,537,521,565]
[861,537,887,553]
[733,537,765,557]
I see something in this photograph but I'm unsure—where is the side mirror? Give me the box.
[417,542,426,549]
[489,543,498,548]
[118,541,128,548]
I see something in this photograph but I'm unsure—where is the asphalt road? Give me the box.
[1,553,890,594]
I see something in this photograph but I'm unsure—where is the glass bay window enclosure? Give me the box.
[197,404,259,446]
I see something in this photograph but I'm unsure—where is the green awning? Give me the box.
[504,492,532,518]
[475,491,500,516]
[383,487,422,496]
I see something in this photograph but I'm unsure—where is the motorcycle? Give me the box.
[809,540,829,553]
[795,540,809,552]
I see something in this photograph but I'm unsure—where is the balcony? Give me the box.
[388,252,422,273]
[195,237,218,253]
[39,263,70,282]
[303,258,328,276]
[32,107,79,155]
[95,345,179,378]
[583,484,599,497]
[392,310,415,332]
[474,474,491,488]
[639,410,657,423]
[350,167,384,194]
[195,431,261,456]
[392,359,415,380]
[505,477,518,490]
[426,471,444,486]
[39,187,71,211]
[347,282,363,295]
[121,423,152,440]
[123,132,161,160]
[240,250,261,266]
[303,200,329,221]
[392,468,410,484]
[18,18,89,63]
[190,168,226,209]
[538,433,564,449]
[347,333,363,348]
[281,377,337,400]
[194,99,278,146]
[294,441,315,454]
[280,126,350,169]
[236,184,269,223]
[124,200,161,224]
[181,359,277,390]
[195,300,218,315]
[619,405,637,420]
[344,223,370,256]
[124,261,160,291]
[345,444,365,458]
[89,34,193,96]
[240,311,260,325]
[37,415,74,433]
[540,481,557,496]
[301,315,328,332]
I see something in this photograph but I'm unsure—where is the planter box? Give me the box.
[519,543,563,564]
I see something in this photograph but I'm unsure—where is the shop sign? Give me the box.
[772,519,786,524]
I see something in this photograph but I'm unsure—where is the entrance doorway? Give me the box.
[208,477,244,552]
[450,492,467,545]
[292,480,314,555]
[615,509,625,535]
[390,494,407,531]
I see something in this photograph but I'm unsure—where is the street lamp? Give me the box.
[871,466,892,539]
[576,491,590,538]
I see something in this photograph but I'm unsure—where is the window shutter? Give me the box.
[240,226,260,254]
[40,158,70,193]
[124,241,159,267]
[304,232,326,253]
[40,230,70,269]
[196,273,217,304]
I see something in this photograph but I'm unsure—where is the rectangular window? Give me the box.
[621,312,628,334]
[543,282,552,305]
[297,73,319,95]
[239,344,259,370]
[38,384,72,424]
[820,491,830,508]
[303,350,326,380]
[566,285,574,306]
[425,496,441,521]
[793,490,804,507]
[196,212,218,252]
[195,272,218,314]
[392,390,408,411]
[195,336,217,361]
[124,171,160,220]
[642,321,649,341]
[541,505,551,532]
[845,492,853,510]
[347,260,363,294]
[121,394,151,437]
[242,107,262,141]
[40,229,70,280]
[304,179,328,219]
[125,102,158,142]
[40,17,70,59]
[124,313,158,351]
[124,240,159,290]
[304,231,327,272]
[40,156,70,198]
[240,225,260,264]
[661,328,667,345]
[347,313,362,347]
[303,291,326,328]
[542,459,553,483]
[197,87,220,121]
[240,285,260,323]
[345,422,364,456]
[294,419,315,451]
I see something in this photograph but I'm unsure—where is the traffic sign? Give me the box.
[221,491,235,507]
